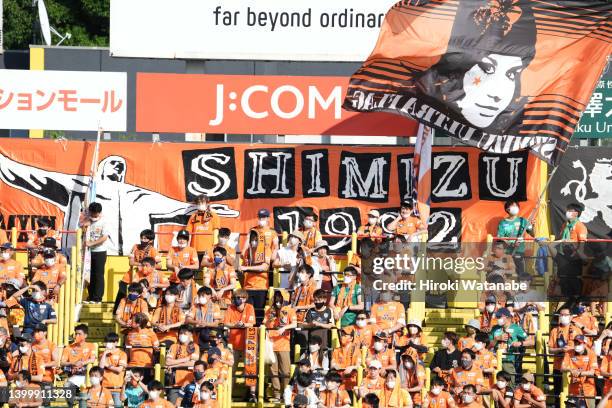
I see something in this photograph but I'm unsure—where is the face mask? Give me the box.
[15,381,24,388]
[314,301,325,309]
[250,240,258,248]
[309,344,320,353]
[497,318,506,326]
[409,327,419,335]
[356,319,366,328]
[194,371,204,381]
[1,252,10,261]
[496,380,507,389]
[431,387,442,396]
[521,383,531,391]
[575,344,585,353]
[234,298,244,307]
[473,342,483,351]
[486,304,496,313]
[213,256,224,265]
[199,296,208,305]
[303,220,314,229]
[298,273,308,283]
[461,359,472,369]
[462,394,474,404]
[33,291,44,301]
[258,219,267,227]
[386,380,396,389]
[560,315,571,326]
[289,237,300,246]
[140,241,149,247]
[344,276,353,284]
[197,204,208,212]
[401,211,411,219]
[105,343,115,350]
[165,295,176,304]
[200,391,210,401]
[577,306,586,314]
[368,217,378,225]
[178,242,187,249]
[374,342,384,352]
[326,382,338,391]
[90,377,101,386]
[19,346,29,354]
[179,334,189,344]
[128,293,139,302]
[508,206,519,216]
[90,217,100,222]
[149,391,160,400]
[566,211,575,221]
[275,301,283,309]
[44,258,55,267]
[404,361,414,370]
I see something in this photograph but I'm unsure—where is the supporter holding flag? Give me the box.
[176,269,200,312]
[513,373,546,408]
[366,332,396,371]
[458,385,483,408]
[167,230,199,284]
[351,311,376,349]
[330,266,363,328]
[140,380,174,408]
[31,324,58,402]
[125,313,159,383]
[203,247,236,307]
[358,210,383,242]
[120,368,148,408]
[7,282,57,335]
[331,328,361,392]
[489,308,528,385]
[298,211,322,257]
[490,371,514,408]
[99,332,127,407]
[7,333,43,384]
[81,202,110,304]
[398,354,424,406]
[430,332,461,387]
[87,366,115,408]
[60,324,97,407]
[449,350,485,399]
[318,370,352,408]
[175,359,207,408]
[115,283,149,333]
[423,376,455,408]
[186,286,222,351]
[32,249,66,303]
[274,230,304,289]
[188,194,221,265]
[562,335,598,408]
[165,325,199,403]
[264,290,297,403]
[459,320,480,352]
[311,240,337,292]
[290,264,317,324]
[0,243,25,287]
[358,360,385,399]
[548,307,582,406]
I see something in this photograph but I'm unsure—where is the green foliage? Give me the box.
[3,0,109,50]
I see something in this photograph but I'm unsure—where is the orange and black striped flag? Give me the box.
[343,0,612,165]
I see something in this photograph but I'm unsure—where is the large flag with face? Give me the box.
[343,0,612,165]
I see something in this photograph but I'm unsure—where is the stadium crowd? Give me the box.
[0,195,609,408]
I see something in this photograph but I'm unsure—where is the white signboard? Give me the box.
[0,70,127,131]
[110,0,396,61]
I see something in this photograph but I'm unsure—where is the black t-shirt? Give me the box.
[305,307,333,324]
[430,348,462,372]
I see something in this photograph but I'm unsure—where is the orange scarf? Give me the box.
[159,304,181,325]
[336,283,356,308]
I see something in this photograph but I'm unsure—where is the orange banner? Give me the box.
[0,139,542,254]
[136,73,418,135]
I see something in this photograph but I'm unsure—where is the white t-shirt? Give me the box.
[87,218,111,253]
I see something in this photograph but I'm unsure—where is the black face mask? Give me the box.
[233,298,244,307]
[194,371,204,380]
[207,357,216,365]
[37,229,47,236]
[314,302,326,309]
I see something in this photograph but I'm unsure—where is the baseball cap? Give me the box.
[496,308,512,318]
[521,373,535,383]
[4,279,21,290]
[176,230,190,240]
[42,237,57,248]
[373,331,389,340]
[33,324,48,333]
[574,335,586,343]
[257,209,270,218]
[16,333,33,343]
[0,243,13,250]
[465,319,481,331]
[208,347,221,357]
[485,295,497,304]
[368,360,382,369]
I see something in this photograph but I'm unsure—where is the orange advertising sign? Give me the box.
[135,73,418,135]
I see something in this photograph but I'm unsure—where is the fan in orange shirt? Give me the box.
[423,376,457,408]
[201,227,237,270]
[0,243,25,287]
[30,237,68,269]
[379,369,413,408]
[99,332,127,403]
[370,291,406,336]
[87,366,115,408]
[203,246,236,307]
[140,381,174,408]
[115,283,150,332]
[397,354,425,405]
[151,286,185,345]
[358,210,384,242]
[318,370,352,408]
[458,320,480,351]
[358,359,385,399]
[298,211,322,257]
[513,373,546,408]
[126,313,160,370]
[366,332,397,371]
[561,335,598,403]
[188,195,221,264]
[167,230,199,284]
[387,202,427,242]
[31,324,58,386]
[32,250,67,302]
[165,326,200,391]
[331,328,362,390]
[26,219,60,249]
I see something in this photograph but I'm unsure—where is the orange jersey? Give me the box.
[358,225,384,239]
[168,246,199,283]
[458,336,475,352]
[101,348,128,390]
[264,306,296,352]
[560,220,588,242]
[319,389,351,408]
[28,229,60,247]
[32,264,65,289]
[126,328,159,367]
[371,302,406,330]
[31,339,57,383]
[0,259,24,284]
[223,303,256,351]
[513,385,546,404]
[290,280,317,322]
[395,216,423,235]
[32,252,68,268]
[141,399,175,408]
[548,325,582,370]
[423,390,455,408]
[450,366,485,393]
[402,365,426,404]
[562,349,598,396]
[205,266,236,303]
[87,386,115,408]
[242,251,270,290]
[189,210,220,252]
[299,227,321,250]
[360,375,385,395]
[61,342,96,367]
[366,348,396,370]
[600,354,612,394]
[167,342,200,386]
[122,244,159,284]
[379,387,412,408]
[188,303,222,327]
[332,343,361,388]
[152,305,185,343]
[117,298,149,327]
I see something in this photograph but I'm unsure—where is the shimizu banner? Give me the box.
[0,70,127,131]
[0,140,542,255]
[550,147,612,239]
[109,0,397,61]
[343,0,612,165]
[135,73,417,135]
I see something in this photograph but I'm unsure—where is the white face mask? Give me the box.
[521,383,531,391]
[299,274,308,283]
[309,344,320,353]
[197,204,208,212]
[404,361,414,370]
[258,219,267,227]
[105,343,115,350]
[566,211,576,220]
[33,291,44,301]
[575,344,585,353]
[344,276,353,284]
[508,206,519,216]
[374,342,384,352]
[409,327,419,335]
[149,391,160,400]
[497,318,506,326]
[19,345,29,354]
[462,394,474,404]
[560,315,571,326]
[90,377,101,386]
[431,387,442,396]
[200,391,210,401]
[1,252,10,260]
[289,237,300,246]
[165,295,176,304]
[386,380,396,389]
[179,334,189,344]
[303,220,314,229]
[199,296,208,305]
[44,258,56,267]
[473,342,483,351]
[486,304,496,313]
[250,240,258,249]
[368,217,378,225]
[15,381,24,388]
[356,320,366,328]
[90,217,100,222]
[496,380,507,389]
[178,242,187,249]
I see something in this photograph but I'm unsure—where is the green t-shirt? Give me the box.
[331,284,362,327]
[497,217,531,254]
[489,323,528,363]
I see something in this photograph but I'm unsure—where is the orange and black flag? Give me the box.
[343,0,612,165]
